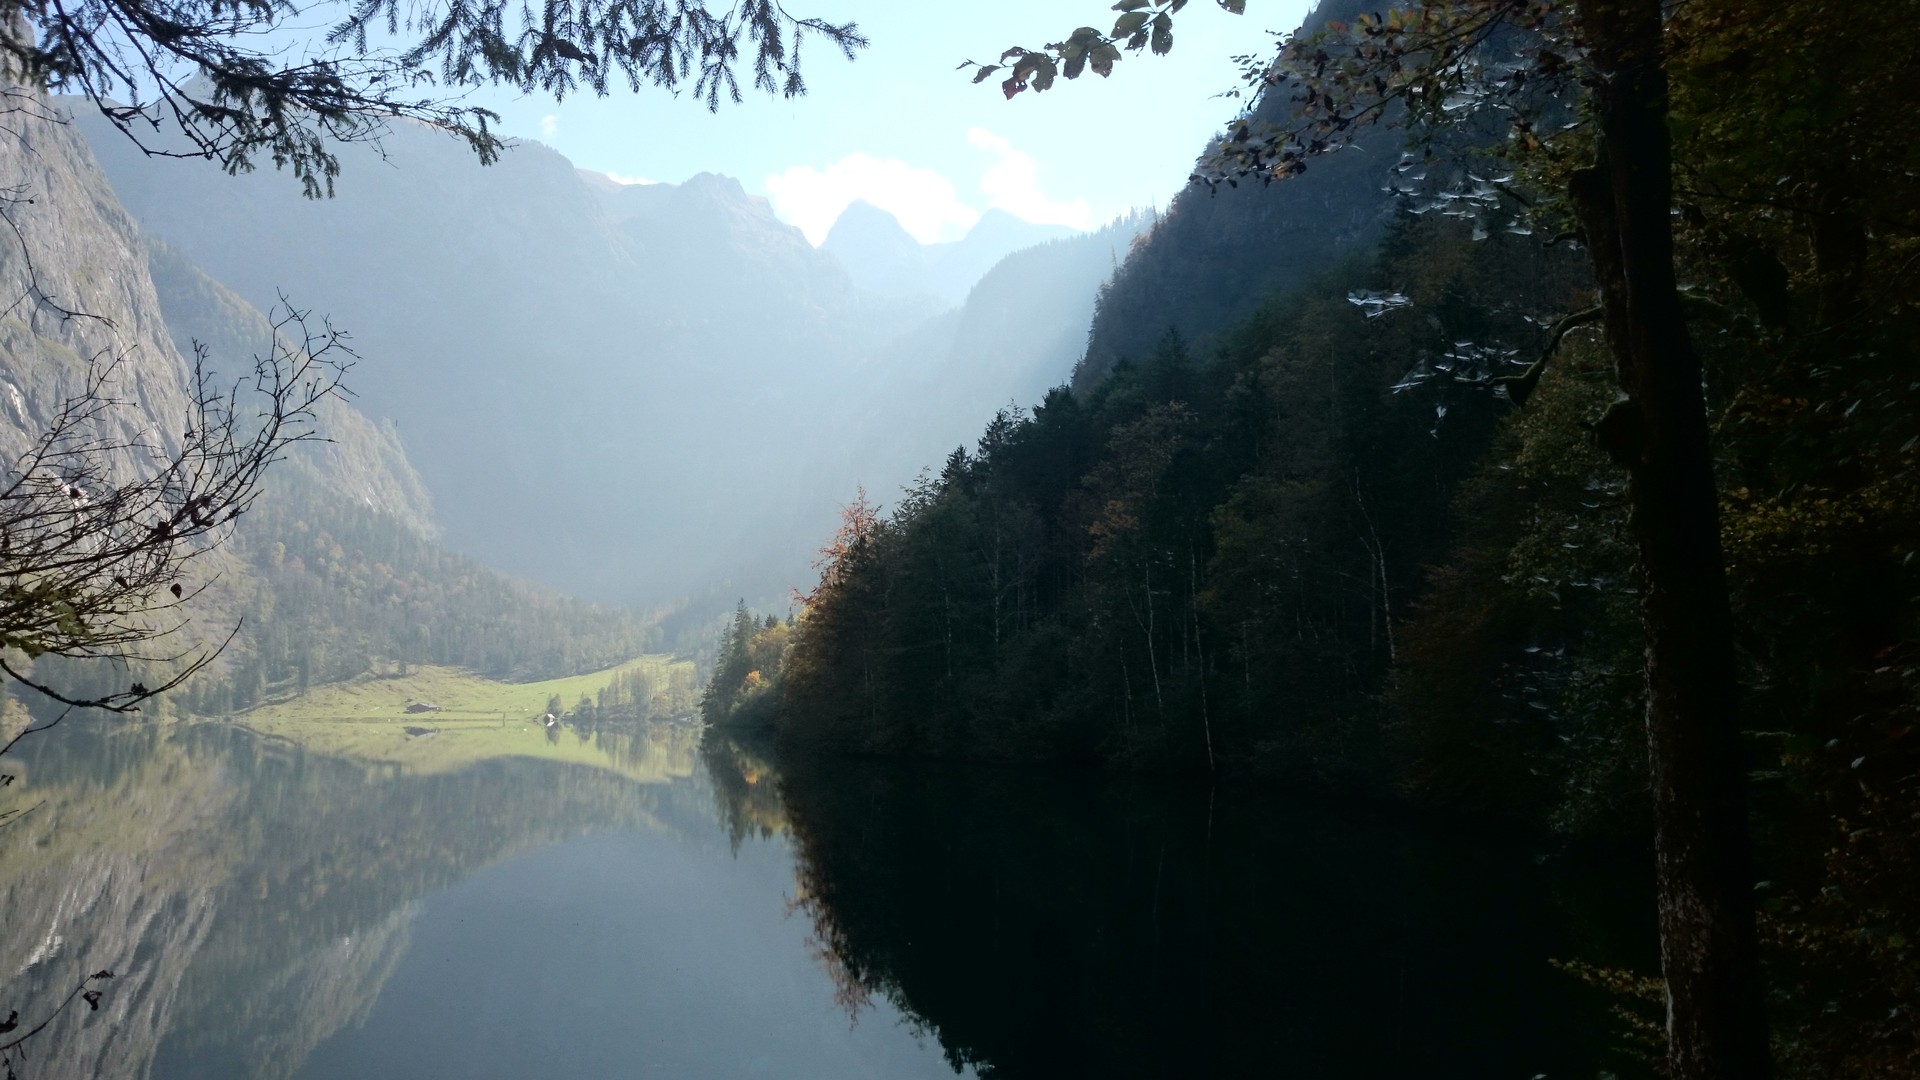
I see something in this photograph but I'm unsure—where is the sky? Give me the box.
[468,1,1313,244]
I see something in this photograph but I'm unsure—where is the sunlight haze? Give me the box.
[474,1,1311,242]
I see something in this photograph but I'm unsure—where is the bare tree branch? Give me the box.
[0,303,347,714]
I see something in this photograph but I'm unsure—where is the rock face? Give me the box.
[0,94,197,471]
[0,84,439,697]
[0,91,429,520]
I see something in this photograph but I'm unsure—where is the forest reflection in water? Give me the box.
[0,720,1654,1079]
[747,742,1661,1079]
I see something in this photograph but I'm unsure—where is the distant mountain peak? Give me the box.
[823,201,919,252]
[822,202,1085,307]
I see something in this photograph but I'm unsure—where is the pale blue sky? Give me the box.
[469,1,1311,243]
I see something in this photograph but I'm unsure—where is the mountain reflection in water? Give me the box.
[0,721,1653,1079]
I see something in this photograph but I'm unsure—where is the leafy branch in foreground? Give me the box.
[0,303,349,714]
[0,0,866,196]
[959,1,1246,100]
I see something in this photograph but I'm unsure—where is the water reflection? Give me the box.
[744,746,1659,1080]
[0,720,955,1079]
[0,721,1653,1079]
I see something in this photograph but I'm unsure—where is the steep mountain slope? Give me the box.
[1076,0,1395,387]
[0,90,652,712]
[0,90,428,649]
[143,239,439,538]
[833,212,1155,484]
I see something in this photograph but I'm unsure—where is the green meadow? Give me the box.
[232,655,702,776]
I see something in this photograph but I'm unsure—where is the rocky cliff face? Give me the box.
[0,94,197,467]
[0,84,441,702]
[0,88,433,529]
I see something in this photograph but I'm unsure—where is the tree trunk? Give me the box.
[1569,0,1770,1074]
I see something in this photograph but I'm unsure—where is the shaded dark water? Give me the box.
[0,721,1655,1079]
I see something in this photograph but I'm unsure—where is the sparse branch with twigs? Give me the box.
[0,302,350,714]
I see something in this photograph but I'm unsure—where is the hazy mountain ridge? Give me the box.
[0,91,445,686]
[143,239,440,539]
[822,199,1079,306]
[79,121,1136,609]
[78,121,953,602]
[833,211,1156,487]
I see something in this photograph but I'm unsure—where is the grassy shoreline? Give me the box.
[229,655,703,776]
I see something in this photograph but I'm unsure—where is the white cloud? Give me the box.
[764,153,980,245]
[539,114,558,140]
[604,172,657,186]
[967,127,1097,232]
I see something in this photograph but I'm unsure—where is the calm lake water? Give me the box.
[0,720,1656,1079]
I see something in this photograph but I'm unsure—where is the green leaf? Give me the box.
[1111,0,1152,10]
[1150,13,1173,55]
[1090,42,1121,76]
[1217,0,1246,12]
[1112,11,1151,36]
[971,65,1000,84]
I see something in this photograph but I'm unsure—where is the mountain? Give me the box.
[75,119,957,604]
[821,201,1080,306]
[142,238,439,538]
[76,120,1128,611]
[1076,0,1398,387]
[830,212,1155,484]
[820,200,926,296]
[0,86,429,609]
[0,90,654,713]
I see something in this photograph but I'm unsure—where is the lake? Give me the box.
[0,720,1655,1078]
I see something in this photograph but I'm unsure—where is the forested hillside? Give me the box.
[709,214,1587,778]
[706,0,1919,1070]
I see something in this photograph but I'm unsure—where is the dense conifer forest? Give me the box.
[700,0,1920,1068]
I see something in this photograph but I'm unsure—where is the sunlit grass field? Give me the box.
[233,655,702,775]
